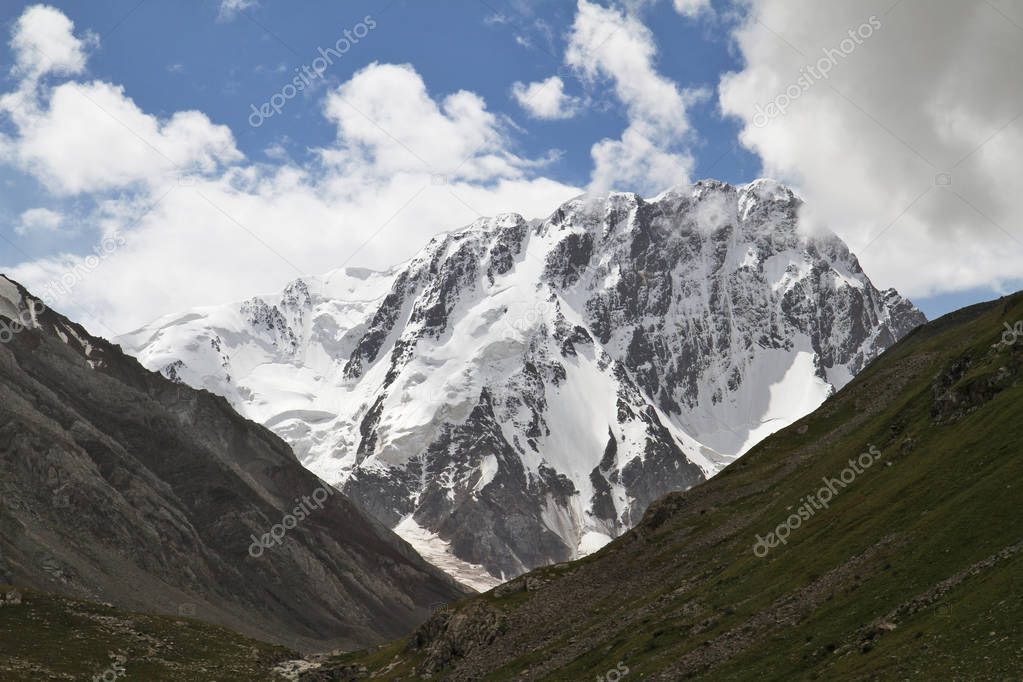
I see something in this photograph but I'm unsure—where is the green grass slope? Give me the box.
[311,292,1023,680]
[0,587,296,680]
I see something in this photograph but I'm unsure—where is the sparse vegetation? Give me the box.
[0,587,295,681]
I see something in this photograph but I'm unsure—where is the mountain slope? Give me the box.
[119,179,925,582]
[0,586,295,681]
[309,291,1023,680]
[0,275,468,653]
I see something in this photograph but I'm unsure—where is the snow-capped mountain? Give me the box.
[118,179,925,585]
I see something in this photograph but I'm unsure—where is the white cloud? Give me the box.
[0,10,242,196]
[217,0,257,22]
[10,4,95,81]
[511,76,581,120]
[7,160,576,334]
[619,0,712,21]
[672,0,712,18]
[2,80,242,195]
[322,62,535,182]
[15,207,65,235]
[0,9,577,334]
[566,0,703,194]
[719,0,1023,298]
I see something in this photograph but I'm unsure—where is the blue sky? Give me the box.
[0,0,1021,331]
[0,0,756,191]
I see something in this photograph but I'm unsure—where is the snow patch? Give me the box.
[578,530,612,555]
[394,516,502,592]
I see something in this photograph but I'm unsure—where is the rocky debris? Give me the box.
[490,574,550,599]
[296,666,368,681]
[931,347,1020,423]
[831,538,1023,659]
[0,589,23,606]
[407,602,507,676]
[875,539,1023,626]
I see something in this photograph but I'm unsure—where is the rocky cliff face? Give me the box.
[0,275,467,653]
[120,179,925,583]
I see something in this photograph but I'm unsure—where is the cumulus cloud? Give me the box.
[0,8,577,334]
[10,4,95,81]
[0,5,241,196]
[322,63,537,182]
[566,0,704,194]
[511,76,581,120]
[672,0,712,18]
[719,0,1023,298]
[15,207,65,235]
[217,0,257,22]
[1,80,242,195]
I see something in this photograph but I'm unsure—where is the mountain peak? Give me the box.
[118,182,925,584]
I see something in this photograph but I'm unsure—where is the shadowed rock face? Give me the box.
[0,275,468,653]
[119,180,926,584]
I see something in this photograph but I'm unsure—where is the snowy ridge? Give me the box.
[2,274,107,369]
[118,179,926,584]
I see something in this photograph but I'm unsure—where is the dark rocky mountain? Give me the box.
[121,179,926,585]
[0,275,468,653]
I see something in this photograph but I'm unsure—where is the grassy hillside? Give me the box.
[308,292,1023,680]
[0,588,296,682]
[0,587,295,681]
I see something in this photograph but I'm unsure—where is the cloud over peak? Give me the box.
[719,0,1023,297]
[566,0,705,194]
